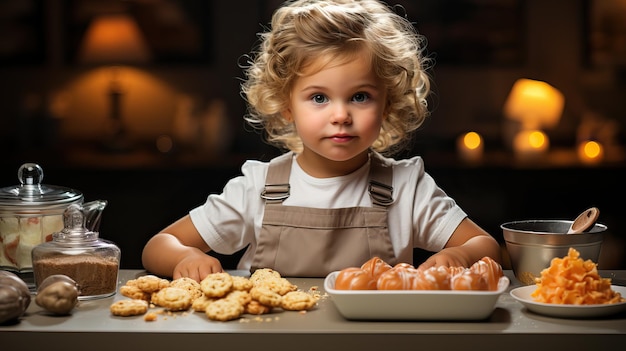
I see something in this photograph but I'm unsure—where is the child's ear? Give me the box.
[281,108,294,122]
[382,107,389,120]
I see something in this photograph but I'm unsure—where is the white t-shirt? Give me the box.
[189,153,467,271]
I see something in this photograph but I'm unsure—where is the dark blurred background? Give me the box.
[1,0,624,270]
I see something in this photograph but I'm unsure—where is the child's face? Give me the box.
[282,51,387,176]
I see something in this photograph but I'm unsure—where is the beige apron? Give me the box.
[251,152,397,277]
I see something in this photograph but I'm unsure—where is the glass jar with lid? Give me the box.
[0,163,85,288]
[32,201,120,300]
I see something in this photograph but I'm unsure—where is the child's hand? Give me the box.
[172,253,224,282]
[417,247,473,271]
[418,220,502,271]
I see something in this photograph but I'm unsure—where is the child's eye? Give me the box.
[352,92,370,103]
[311,94,328,104]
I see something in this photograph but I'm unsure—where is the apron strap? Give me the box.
[368,151,394,207]
[260,152,293,203]
[260,151,394,206]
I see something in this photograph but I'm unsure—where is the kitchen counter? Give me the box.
[2,270,625,351]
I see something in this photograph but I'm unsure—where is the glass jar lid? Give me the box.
[0,163,83,210]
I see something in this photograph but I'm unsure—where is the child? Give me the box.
[142,0,501,281]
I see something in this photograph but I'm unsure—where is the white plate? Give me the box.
[324,271,509,320]
[510,285,626,318]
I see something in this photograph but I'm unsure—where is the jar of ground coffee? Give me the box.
[31,201,120,300]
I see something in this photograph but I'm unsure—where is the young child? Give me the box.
[142,0,501,281]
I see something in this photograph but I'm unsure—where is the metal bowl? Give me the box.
[501,220,606,285]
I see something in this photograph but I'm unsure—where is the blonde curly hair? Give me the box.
[241,0,431,155]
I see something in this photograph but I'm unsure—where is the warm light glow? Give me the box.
[78,14,151,64]
[527,130,546,149]
[463,132,482,150]
[457,131,484,162]
[513,129,549,158]
[504,78,564,129]
[578,141,604,164]
[58,66,175,141]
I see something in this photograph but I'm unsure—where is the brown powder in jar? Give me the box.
[34,255,119,296]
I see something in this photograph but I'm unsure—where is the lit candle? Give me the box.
[513,129,549,160]
[577,140,604,165]
[457,132,484,162]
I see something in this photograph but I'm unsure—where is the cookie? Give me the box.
[231,276,253,291]
[255,277,297,295]
[191,295,217,312]
[205,298,244,321]
[170,277,203,300]
[151,287,192,311]
[124,279,139,287]
[280,291,317,311]
[225,290,252,306]
[110,299,149,316]
[250,268,281,285]
[200,272,233,298]
[119,285,151,301]
[244,300,273,315]
[135,275,170,293]
[250,286,282,307]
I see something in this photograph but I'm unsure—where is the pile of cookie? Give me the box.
[109,269,319,322]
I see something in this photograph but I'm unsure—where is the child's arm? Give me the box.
[417,218,501,270]
[141,215,224,282]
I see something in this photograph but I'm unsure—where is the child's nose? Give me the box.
[330,103,352,124]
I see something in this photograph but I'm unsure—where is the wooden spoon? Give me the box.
[567,207,600,234]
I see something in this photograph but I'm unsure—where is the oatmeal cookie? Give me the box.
[250,286,282,307]
[110,299,149,316]
[205,298,244,321]
[231,275,253,291]
[119,285,151,301]
[191,295,217,312]
[200,272,233,298]
[255,277,297,295]
[280,291,317,311]
[170,277,203,300]
[152,287,192,311]
[124,278,139,287]
[244,300,273,315]
[225,290,252,306]
[250,268,281,285]
[135,275,170,293]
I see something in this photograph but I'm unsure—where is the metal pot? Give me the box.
[0,163,84,279]
[502,220,606,285]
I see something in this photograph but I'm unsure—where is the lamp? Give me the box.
[503,79,564,159]
[78,14,151,152]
